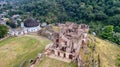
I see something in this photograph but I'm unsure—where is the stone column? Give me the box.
[54,50,58,56]
[60,52,64,58]
[66,53,70,59]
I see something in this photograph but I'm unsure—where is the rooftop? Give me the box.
[24,18,39,27]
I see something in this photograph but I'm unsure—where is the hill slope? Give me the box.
[91,35,120,67]
[0,34,119,67]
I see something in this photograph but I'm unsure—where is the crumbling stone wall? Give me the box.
[39,22,89,67]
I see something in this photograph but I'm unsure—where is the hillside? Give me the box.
[35,26,120,67]
[0,0,120,67]
[90,35,120,67]
[0,32,120,67]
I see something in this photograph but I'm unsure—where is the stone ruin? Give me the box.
[44,22,89,66]
[38,25,58,41]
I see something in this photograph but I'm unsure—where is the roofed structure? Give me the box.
[24,18,39,27]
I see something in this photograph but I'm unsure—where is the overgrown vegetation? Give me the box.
[0,25,8,38]
[90,35,120,67]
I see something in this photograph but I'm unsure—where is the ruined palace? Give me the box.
[44,22,89,62]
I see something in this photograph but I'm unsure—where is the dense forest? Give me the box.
[2,0,120,45]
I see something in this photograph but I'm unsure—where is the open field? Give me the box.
[0,35,51,67]
[0,34,77,67]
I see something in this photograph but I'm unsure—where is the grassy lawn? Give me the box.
[0,34,77,67]
[0,35,51,67]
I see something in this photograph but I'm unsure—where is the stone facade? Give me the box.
[45,22,89,62]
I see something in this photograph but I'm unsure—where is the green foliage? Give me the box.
[0,25,8,38]
[113,33,120,45]
[114,26,120,33]
[5,0,120,25]
[8,10,24,16]
[117,55,120,67]
[101,25,114,39]
[4,0,120,45]
[6,20,17,28]
[107,15,120,26]
[89,22,103,35]
[96,25,120,45]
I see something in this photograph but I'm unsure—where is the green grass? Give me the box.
[35,56,77,67]
[90,35,120,67]
[0,34,77,67]
[0,35,51,67]
[0,37,16,47]
[1,32,119,67]
[117,55,120,67]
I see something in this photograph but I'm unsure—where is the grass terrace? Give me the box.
[0,35,51,67]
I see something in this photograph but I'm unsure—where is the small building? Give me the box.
[23,18,41,32]
[8,18,41,36]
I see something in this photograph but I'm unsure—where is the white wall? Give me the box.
[9,25,41,36]
[24,25,41,32]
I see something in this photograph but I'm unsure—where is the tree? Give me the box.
[6,20,17,28]
[113,33,120,45]
[0,25,8,38]
[95,12,108,21]
[107,15,120,26]
[101,25,114,40]
[5,0,120,45]
[114,26,120,33]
